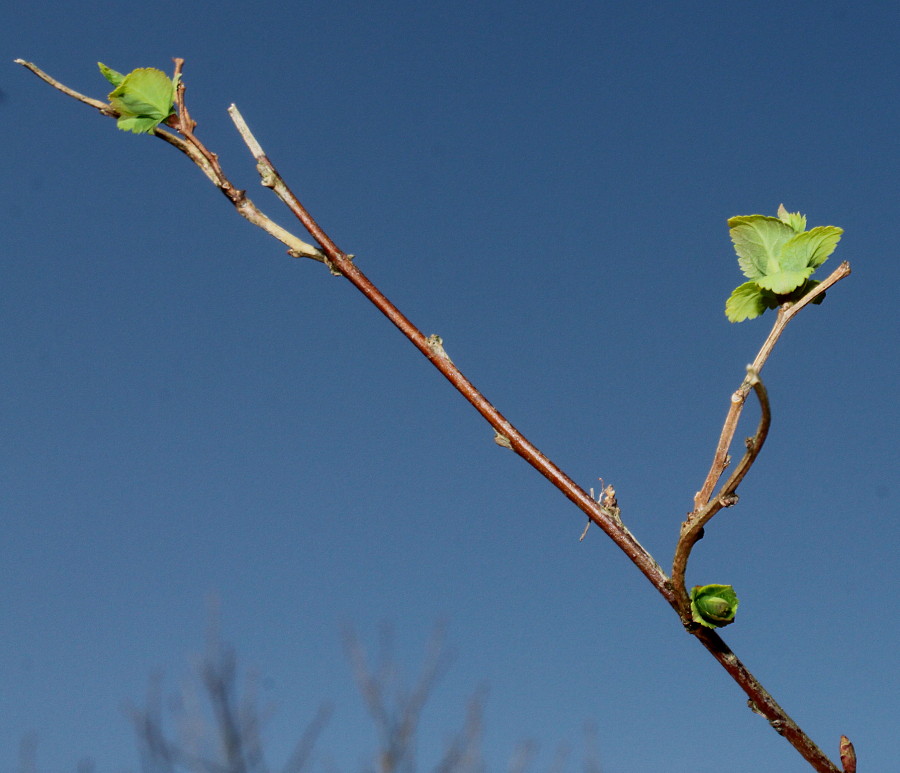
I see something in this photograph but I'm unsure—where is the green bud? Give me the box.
[690,584,739,628]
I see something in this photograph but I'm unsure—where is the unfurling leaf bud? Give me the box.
[724,205,842,322]
[690,584,739,628]
[98,62,179,134]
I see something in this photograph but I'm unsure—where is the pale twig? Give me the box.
[15,58,110,112]
[14,58,323,261]
[672,369,771,619]
[228,105,341,262]
[693,261,852,511]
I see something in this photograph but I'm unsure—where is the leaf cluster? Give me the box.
[98,62,179,134]
[725,204,842,322]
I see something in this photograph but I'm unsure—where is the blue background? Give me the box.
[2,1,898,771]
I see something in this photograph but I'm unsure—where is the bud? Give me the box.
[690,584,740,628]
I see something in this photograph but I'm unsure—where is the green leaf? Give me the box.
[105,66,177,134]
[97,62,125,87]
[753,265,815,294]
[725,281,778,322]
[783,225,843,270]
[724,206,843,321]
[777,203,807,233]
[728,215,796,282]
[752,225,843,293]
[690,584,739,629]
[114,114,172,134]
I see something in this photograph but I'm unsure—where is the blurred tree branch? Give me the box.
[127,632,334,773]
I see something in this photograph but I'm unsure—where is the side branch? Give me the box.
[15,59,111,112]
[672,370,771,618]
[213,100,852,773]
[14,58,324,262]
[693,261,851,511]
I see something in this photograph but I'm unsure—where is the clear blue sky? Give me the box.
[2,2,898,771]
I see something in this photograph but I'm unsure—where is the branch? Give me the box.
[693,261,852,511]
[229,109,847,773]
[18,58,851,773]
[343,625,452,772]
[226,101,669,595]
[673,369,771,619]
[692,627,843,773]
[17,57,662,592]
[666,373,847,773]
[15,58,325,263]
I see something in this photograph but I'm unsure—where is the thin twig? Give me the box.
[282,703,333,773]
[693,261,851,511]
[229,105,342,261]
[15,58,323,262]
[15,58,111,112]
[692,626,840,772]
[344,625,452,772]
[673,369,771,619]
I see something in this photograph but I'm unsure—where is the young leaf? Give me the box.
[777,203,807,233]
[728,215,796,282]
[97,62,125,88]
[103,66,177,134]
[690,584,739,629]
[753,264,815,294]
[724,206,843,321]
[783,225,843,270]
[725,281,777,322]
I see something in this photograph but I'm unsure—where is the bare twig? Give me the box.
[672,368,771,620]
[693,261,851,511]
[201,641,249,773]
[227,102,669,596]
[281,704,333,773]
[18,731,39,773]
[15,58,111,112]
[128,631,329,773]
[433,688,486,773]
[691,626,841,771]
[344,624,453,773]
[507,741,538,773]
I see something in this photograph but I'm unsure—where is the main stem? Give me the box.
[329,246,669,595]
[228,103,848,773]
[297,236,841,773]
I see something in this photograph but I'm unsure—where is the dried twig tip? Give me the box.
[839,735,856,773]
[228,104,266,160]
